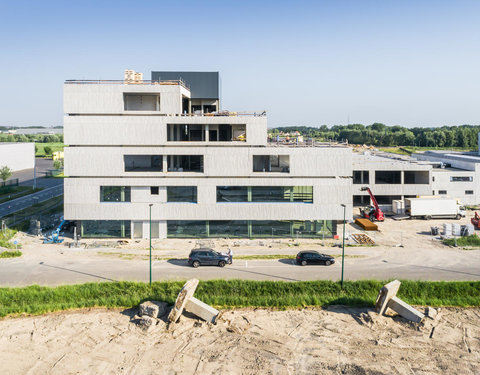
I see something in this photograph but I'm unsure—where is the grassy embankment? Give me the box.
[0,186,44,204]
[35,142,64,157]
[443,235,480,249]
[378,146,476,156]
[0,280,479,318]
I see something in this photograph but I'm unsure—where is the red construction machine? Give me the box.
[359,187,385,222]
[471,212,480,229]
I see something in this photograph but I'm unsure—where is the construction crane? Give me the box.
[359,187,385,222]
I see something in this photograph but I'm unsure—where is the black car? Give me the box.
[296,251,335,266]
[188,248,230,268]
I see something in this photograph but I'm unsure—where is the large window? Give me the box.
[124,94,159,111]
[168,124,205,141]
[253,155,290,173]
[167,220,335,238]
[451,176,473,182]
[209,221,249,237]
[100,186,131,202]
[167,186,197,202]
[217,186,248,202]
[81,220,131,238]
[217,186,313,203]
[167,220,207,237]
[167,155,203,172]
[375,171,401,184]
[124,155,162,172]
[353,170,369,184]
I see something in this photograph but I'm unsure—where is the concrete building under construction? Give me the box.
[63,70,352,239]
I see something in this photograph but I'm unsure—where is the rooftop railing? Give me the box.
[65,79,190,90]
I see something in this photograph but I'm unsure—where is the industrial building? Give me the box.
[64,70,352,239]
[0,142,35,172]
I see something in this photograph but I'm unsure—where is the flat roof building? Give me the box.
[64,71,352,239]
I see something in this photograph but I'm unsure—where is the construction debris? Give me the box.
[351,233,375,245]
[168,279,219,324]
[139,301,169,318]
[355,218,378,231]
[425,306,438,320]
[375,280,425,323]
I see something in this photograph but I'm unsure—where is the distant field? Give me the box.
[378,146,476,155]
[35,142,65,157]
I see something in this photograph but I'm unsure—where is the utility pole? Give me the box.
[340,204,346,288]
[149,203,153,285]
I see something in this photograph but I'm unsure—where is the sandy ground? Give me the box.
[1,306,479,375]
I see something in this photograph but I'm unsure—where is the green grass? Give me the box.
[0,229,17,249]
[0,250,22,258]
[35,142,64,157]
[0,187,43,204]
[379,146,476,156]
[443,235,480,248]
[0,280,479,318]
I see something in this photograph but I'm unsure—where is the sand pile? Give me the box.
[0,306,479,374]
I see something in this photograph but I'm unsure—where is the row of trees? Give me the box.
[270,124,480,148]
[0,133,63,143]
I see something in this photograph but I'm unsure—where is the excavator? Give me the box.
[359,187,385,222]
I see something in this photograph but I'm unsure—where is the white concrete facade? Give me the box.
[0,143,35,172]
[64,78,352,239]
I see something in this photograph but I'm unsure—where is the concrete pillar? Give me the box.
[205,124,209,142]
[162,155,168,172]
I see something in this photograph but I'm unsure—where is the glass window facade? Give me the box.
[167,220,207,237]
[217,186,249,202]
[124,155,162,172]
[216,186,313,203]
[167,220,335,238]
[81,220,131,238]
[167,186,197,202]
[100,186,131,202]
[167,155,203,172]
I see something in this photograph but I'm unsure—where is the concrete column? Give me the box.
[205,124,209,142]
[162,155,168,172]
[169,124,174,141]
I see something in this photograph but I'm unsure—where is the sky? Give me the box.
[0,0,479,128]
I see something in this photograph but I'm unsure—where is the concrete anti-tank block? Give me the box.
[139,301,169,318]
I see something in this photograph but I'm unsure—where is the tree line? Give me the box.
[0,133,63,143]
[269,123,480,148]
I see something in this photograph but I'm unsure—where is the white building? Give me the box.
[0,142,35,172]
[64,72,352,239]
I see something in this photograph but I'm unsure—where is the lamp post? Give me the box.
[149,203,153,285]
[340,204,346,288]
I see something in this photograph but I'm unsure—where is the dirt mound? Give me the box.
[0,306,478,374]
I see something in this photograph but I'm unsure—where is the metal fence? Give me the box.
[0,178,19,188]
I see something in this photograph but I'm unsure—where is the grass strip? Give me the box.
[443,235,480,248]
[0,251,22,258]
[0,280,479,318]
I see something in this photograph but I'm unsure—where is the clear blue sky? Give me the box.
[1,0,479,128]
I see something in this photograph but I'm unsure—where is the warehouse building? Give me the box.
[0,142,35,172]
[64,71,352,239]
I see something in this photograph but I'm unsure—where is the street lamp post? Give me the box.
[340,204,346,288]
[149,203,153,285]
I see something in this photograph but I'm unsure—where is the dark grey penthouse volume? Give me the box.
[151,71,219,99]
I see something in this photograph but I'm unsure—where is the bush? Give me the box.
[43,146,53,156]
[443,235,480,247]
[0,251,22,258]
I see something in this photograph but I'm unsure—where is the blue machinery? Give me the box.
[43,218,69,244]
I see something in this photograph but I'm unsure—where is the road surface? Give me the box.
[1,245,479,286]
[0,185,63,218]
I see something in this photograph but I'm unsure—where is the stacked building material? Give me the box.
[354,218,378,231]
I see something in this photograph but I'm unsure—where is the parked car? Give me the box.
[296,251,335,266]
[188,248,230,268]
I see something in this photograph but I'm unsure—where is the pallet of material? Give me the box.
[351,233,375,245]
[355,218,378,231]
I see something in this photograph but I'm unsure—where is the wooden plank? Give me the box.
[355,218,378,231]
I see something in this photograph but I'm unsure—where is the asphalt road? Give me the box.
[0,185,64,218]
[1,245,479,286]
